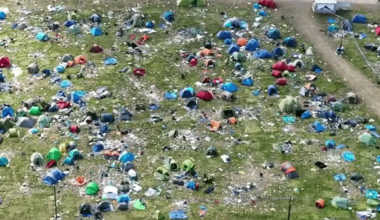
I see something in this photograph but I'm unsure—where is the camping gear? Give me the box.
[133,68,146,76]
[334,174,346,182]
[181,158,195,172]
[74,55,87,64]
[17,117,36,128]
[28,62,40,74]
[93,143,104,153]
[204,187,215,194]
[42,169,66,185]
[276,78,287,86]
[278,96,301,113]
[86,182,99,195]
[315,161,327,169]
[0,157,8,167]
[352,14,367,24]
[90,27,103,36]
[315,199,325,209]
[241,77,253,86]
[79,203,93,217]
[332,197,351,209]
[46,148,61,161]
[98,202,113,212]
[258,0,277,9]
[351,173,363,182]
[154,167,170,180]
[237,38,248,46]
[165,92,178,100]
[118,108,133,121]
[186,181,199,190]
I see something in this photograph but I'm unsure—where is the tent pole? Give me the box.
[54,186,58,220]
[287,197,292,220]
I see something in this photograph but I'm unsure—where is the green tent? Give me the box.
[231,52,246,62]
[177,0,206,7]
[331,197,351,210]
[29,106,42,116]
[37,115,50,129]
[360,133,377,146]
[31,153,44,166]
[86,182,99,195]
[0,119,14,132]
[8,128,20,138]
[181,158,195,171]
[46,147,61,161]
[164,157,179,171]
[154,167,170,181]
[133,199,146,210]
[278,96,301,113]
[331,102,344,112]
[153,210,165,220]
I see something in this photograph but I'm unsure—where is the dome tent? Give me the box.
[196,90,213,101]
[282,36,297,47]
[360,133,377,146]
[216,31,232,40]
[268,84,278,96]
[42,168,66,185]
[0,157,9,166]
[179,87,195,98]
[31,153,44,166]
[185,97,198,110]
[2,105,14,118]
[90,27,103,36]
[162,11,175,22]
[0,11,6,20]
[221,82,238,93]
[227,44,240,55]
[245,39,260,51]
[352,14,367,24]
[254,49,273,59]
[119,152,135,163]
[154,167,170,180]
[36,32,49,41]
[86,182,99,195]
[69,149,82,160]
[278,96,301,113]
[90,14,102,22]
[266,28,281,40]
[68,25,81,34]
[164,157,179,171]
[102,185,118,200]
[37,114,50,128]
[46,147,61,161]
[181,158,195,172]
[342,20,353,32]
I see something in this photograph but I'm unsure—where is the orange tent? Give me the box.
[227,117,237,124]
[210,120,221,132]
[200,49,213,56]
[315,199,325,209]
[237,38,248,47]
[74,55,87,64]
[285,166,296,174]
[71,176,87,186]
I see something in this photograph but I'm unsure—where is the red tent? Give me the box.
[271,70,282,78]
[0,57,11,68]
[212,77,223,85]
[376,27,380,36]
[133,68,146,76]
[189,58,198,66]
[272,61,296,72]
[196,90,213,101]
[276,78,287,86]
[90,45,103,53]
[258,0,277,9]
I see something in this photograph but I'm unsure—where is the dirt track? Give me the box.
[210,0,380,116]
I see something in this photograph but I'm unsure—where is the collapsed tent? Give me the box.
[278,96,301,113]
[258,0,277,9]
[266,28,281,40]
[342,20,353,32]
[272,61,296,72]
[223,18,248,29]
[254,49,272,59]
[331,197,351,210]
[216,31,232,40]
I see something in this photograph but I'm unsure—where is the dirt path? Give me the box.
[270,1,380,117]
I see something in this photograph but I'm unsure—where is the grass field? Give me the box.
[0,1,379,219]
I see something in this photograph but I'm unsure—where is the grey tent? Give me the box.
[131,14,143,27]
[118,108,133,121]
[27,62,40,74]
[16,117,36,128]
[341,20,353,32]
[31,153,44,166]
[221,91,236,102]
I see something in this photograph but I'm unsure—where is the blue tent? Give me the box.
[90,27,103,36]
[36,32,49,41]
[101,113,114,123]
[266,29,281,40]
[227,44,240,54]
[253,3,261,9]
[92,143,104,153]
[165,92,177,100]
[2,106,14,118]
[352,14,367,24]
[267,85,278,96]
[273,47,284,57]
[70,91,86,104]
[0,11,6,20]
[216,31,232,39]
[43,169,66,186]
[104,57,117,65]
[241,77,253,86]
[60,80,72,88]
[258,10,267,17]
[301,111,311,119]
[318,110,336,121]
[55,65,65,73]
[254,49,272,59]
[365,124,376,131]
[282,37,297,47]
[162,11,175,22]
[146,21,154,28]
[64,20,76,27]
[179,87,195,98]
[245,39,260,51]
[63,157,75,165]
[0,157,9,166]
[327,25,338,32]
[221,82,238,92]
[90,14,102,23]
[119,152,135,163]
[342,151,355,162]
[224,39,232,45]
[342,20,353,32]
[312,121,326,133]
[325,139,336,149]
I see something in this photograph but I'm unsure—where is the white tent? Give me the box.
[102,186,118,200]
[312,0,337,14]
